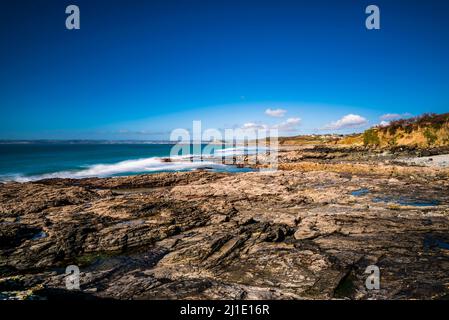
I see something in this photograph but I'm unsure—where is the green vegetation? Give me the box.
[404,125,413,134]
[362,112,449,147]
[381,112,449,135]
[388,136,397,146]
[424,128,438,145]
[363,129,380,146]
[75,251,119,267]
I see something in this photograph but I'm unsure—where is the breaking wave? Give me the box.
[0,157,238,182]
[0,158,227,182]
[0,146,266,182]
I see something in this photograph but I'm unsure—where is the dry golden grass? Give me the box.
[275,135,341,146]
[337,134,364,146]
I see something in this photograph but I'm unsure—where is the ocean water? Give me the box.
[0,143,256,182]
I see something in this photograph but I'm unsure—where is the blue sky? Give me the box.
[1,0,448,140]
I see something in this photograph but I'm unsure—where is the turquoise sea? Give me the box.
[0,143,255,182]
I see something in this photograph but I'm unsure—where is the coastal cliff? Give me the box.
[340,113,449,148]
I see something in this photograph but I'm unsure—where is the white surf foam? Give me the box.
[213,146,267,157]
[0,157,230,182]
[0,146,267,182]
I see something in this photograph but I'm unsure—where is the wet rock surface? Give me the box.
[1,149,449,300]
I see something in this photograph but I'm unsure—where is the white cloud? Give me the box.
[379,120,390,127]
[265,108,287,118]
[240,117,301,133]
[242,122,268,130]
[380,113,412,121]
[323,114,368,130]
[273,117,301,131]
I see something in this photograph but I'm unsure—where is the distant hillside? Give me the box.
[256,134,343,146]
[277,134,341,146]
[340,113,449,148]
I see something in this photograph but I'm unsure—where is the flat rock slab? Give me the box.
[1,168,449,300]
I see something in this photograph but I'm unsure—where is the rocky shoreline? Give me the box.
[1,145,449,300]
